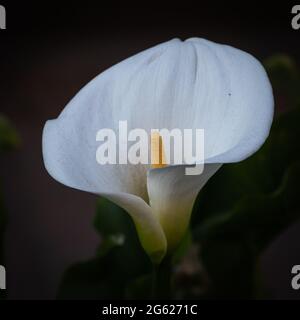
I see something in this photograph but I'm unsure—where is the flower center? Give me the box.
[150,132,167,168]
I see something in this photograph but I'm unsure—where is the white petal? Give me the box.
[147,164,221,251]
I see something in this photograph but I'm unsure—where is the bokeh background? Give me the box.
[0,1,300,299]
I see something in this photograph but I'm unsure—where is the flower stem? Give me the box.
[151,255,172,299]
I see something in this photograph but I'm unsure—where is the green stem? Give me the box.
[151,255,172,299]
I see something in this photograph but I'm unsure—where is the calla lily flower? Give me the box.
[42,38,274,264]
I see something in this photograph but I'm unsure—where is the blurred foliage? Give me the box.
[264,55,300,112]
[0,115,20,154]
[0,114,19,299]
[57,198,152,299]
[58,55,300,299]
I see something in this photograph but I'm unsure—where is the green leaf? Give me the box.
[193,162,300,298]
[172,230,192,264]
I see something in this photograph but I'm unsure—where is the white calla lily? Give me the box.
[42,38,274,264]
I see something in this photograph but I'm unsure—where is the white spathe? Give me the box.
[42,38,274,263]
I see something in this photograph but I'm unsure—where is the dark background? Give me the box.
[0,1,299,299]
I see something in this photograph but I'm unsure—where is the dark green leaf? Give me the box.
[192,162,300,298]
